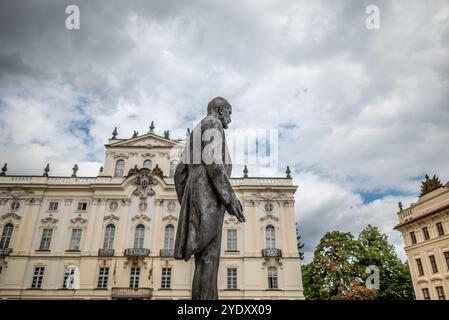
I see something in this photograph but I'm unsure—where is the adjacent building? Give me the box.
[0,128,304,299]
[395,175,449,300]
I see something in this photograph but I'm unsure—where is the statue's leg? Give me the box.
[191,228,223,300]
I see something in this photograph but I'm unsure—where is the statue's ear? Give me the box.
[217,106,224,115]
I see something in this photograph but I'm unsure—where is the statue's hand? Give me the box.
[226,199,245,223]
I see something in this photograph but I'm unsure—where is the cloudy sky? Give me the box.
[1,0,448,262]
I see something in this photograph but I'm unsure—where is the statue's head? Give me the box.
[207,97,232,129]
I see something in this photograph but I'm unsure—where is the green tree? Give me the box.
[302,225,415,300]
[304,231,369,299]
[357,225,415,300]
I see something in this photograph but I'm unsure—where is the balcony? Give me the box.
[0,248,12,256]
[111,287,153,299]
[124,248,150,258]
[261,248,282,258]
[159,249,174,258]
[98,248,115,257]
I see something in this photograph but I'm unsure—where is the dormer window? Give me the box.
[114,160,125,177]
[143,160,152,170]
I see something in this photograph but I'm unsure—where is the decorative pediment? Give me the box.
[41,216,59,224]
[132,214,151,222]
[260,213,279,222]
[225,216,240,226]
[162,214,178,223]
[70,215,88,224]
[1,187,34,198]
[1,212,22,221]
[103,214,120,222]
[109,133,179,148]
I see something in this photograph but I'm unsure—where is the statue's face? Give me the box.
[218,106,232,129]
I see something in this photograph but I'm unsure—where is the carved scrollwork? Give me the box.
[132,169,157,199]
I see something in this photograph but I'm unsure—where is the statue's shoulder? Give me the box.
[201,115,223,131]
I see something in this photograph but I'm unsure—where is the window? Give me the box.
[227,229,237,251]
[62,266,76,288]
[10,200,20,211]
[48,201,59,211]
[143,160,152,170]
[436,286,445,300]
[134,224,145,248]
[436,222,445,236]
[0,223,14,249]
[31,267,45,288]
[227,268,237,289]
[114,159,125,177]
[97,267,109,289]
[161,267,172,289]
[69,229,82,250]
[444,252,449,270]
[422,227,430,240]
[103,224,115,250]
[129,267,140,288]
[164,225,175,250]
[268,267,278,289]
[422,288,430,300]
[264,202,274,213]
[416,258,424,276]
[169,160,178,178]
[167,201,176,212]
[77,202,88,211]
[39,228,53,250]
[266,225,276,249]
[429,255,438,273]
[410,231,417,244]
[109,201,118,212]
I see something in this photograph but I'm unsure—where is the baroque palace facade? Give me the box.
[395,175,449,300]
[0,128,304,299]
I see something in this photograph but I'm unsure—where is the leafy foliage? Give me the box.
[302,225,415,300]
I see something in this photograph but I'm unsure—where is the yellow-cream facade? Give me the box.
[0,131,304,299]
[395,175,449,300]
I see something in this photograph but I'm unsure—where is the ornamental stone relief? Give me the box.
[132,169,157,199]
[0,187,34,198]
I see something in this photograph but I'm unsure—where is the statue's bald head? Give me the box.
[207,97,233,129]
[207,97,232,115]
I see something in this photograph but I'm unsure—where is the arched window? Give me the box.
[164,225,175,250]
[169,160,178,178]
[143,160,152,170]
[265,225,276,249]
[134,224,145,249]
[0,223,13,249]
[103,224,115,250]
[114,160,125,177]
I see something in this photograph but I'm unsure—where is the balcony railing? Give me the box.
[111,287,153,299]
[159,249,174,257]
[124,248,150,258]
[98,248,115,257]
[261,248,282,257]
[0,248,12,256]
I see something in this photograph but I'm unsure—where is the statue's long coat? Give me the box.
[173,115,234,261]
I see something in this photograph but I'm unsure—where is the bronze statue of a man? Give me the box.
[174,97,245,300]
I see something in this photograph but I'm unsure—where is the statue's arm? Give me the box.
[203,122,236,206]
[174,156,188,203]
[205,162,236,206]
